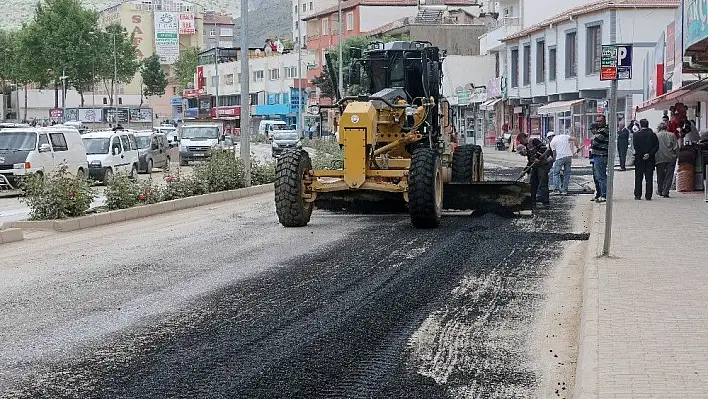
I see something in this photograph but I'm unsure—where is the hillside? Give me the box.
[233,0,293,48]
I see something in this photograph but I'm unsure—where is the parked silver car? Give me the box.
[135,131,170,174]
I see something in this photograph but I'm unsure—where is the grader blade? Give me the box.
[442,181,533,214]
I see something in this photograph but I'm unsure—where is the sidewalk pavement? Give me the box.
[575,167,708,398]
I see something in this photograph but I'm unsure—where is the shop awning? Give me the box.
[636,79,708,113]
[537,99,584,115]
[479,98,502,111]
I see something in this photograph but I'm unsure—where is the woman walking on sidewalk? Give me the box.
[655,122,678,198]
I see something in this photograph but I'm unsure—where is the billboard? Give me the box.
[154,12,179,64]
[129,108,154,123]
[78,108,103,123]
[179,13,195,35]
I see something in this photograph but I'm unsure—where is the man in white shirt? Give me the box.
[549,131,579,195]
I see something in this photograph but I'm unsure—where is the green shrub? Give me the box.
[138,180,162,204]
[20,165,96,220]
[251,158,276,185]
[104,172,141,210]
[161,169,201,200]
[193,149,245,193]
[303,138,343,170]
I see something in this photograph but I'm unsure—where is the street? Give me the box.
[0,151,588,398]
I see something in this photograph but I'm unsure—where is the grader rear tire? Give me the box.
[275,149,313,227]
[408,148,442,228]
[452,144,483,183]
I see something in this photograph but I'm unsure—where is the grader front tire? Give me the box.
[275,149,313,227]
[452,144,483,183]
[408,148,443,228]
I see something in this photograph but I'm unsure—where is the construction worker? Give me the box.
[516,132,551,207]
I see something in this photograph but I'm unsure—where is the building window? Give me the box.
[172,86,177,95]
[322,18,329,35]
[209,29,216,37]
[322,49,327,63]
[302,4,305,12]
[549,47,557,81]
[346,12,354,31]
[565,31,577,78]
[221,27,233,36]
[536,40,545,83]
[510,48,519,88]
[495,52,500,78]
[285,66,298,78]
[269,68,280,80]
[586,25,601,74]
[522,44,530,86]
[225,74,234,85]
[309,1,313,10]
[211,75,218,87]
[253,70,264,82]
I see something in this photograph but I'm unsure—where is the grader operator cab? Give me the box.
[274,40,532,228]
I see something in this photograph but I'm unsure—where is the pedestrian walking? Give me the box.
[591,115,610,203]
[654,122,678,198]
[516,132,551,207]
[633,119,659,200]
[617,121,630,171]
[549,130,579,195]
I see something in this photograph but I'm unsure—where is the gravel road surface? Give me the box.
[0,151,586,398]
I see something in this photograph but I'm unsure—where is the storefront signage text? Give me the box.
[684,0,708,51]
[600,44,633,81]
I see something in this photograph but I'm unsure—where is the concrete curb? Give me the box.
[572,202,602,399]
[3,183,274,233]
[0,228,24,244]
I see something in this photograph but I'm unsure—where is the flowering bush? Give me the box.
[250,158,276,186]
[104,172,141,210]
[20,164,96,220]
[192,149,245,193]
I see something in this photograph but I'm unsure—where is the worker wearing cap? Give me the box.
[516,131,551,207]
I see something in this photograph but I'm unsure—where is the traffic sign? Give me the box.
[600,44,633,81]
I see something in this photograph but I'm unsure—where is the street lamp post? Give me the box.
[337,0,343,96]
[113,32,118,125]
[240,0,251,185]
[60,69,68,122]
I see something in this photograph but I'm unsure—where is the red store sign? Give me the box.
[210,106,241,118]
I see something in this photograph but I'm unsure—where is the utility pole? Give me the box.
[60,69,68,122]
[240,0,251,186]
[337,0,343,96]
[603,79,618,256]
[212,12,220,118]
[297,0,303,135]
[113,32,118,125]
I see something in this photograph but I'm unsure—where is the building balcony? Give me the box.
[479,17,520,55]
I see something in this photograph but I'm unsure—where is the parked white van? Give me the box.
[258,120,291,140]
[82,130,139,183]
[0,127,89,190]
[178,123,223,166]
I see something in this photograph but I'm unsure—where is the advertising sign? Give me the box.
[666,22,676,72]
[178,13,195,35]
[154,12,179,64]
[105,108,129,123]
[486,77,502,98]
[129,108,154,123]
[78,108,103,123]
[64,108,79,121]
[197,66,204,89]
[600,44,633,81]
[684,0,708,52]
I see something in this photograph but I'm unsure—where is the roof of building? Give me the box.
[366,8,482,35]
[502,0,679,42]
[303,0,479,21]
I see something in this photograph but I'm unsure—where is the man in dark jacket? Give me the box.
[516,132,551,207]
[617,121,630,171]
[633,118,660,200]
[591,115,610,202]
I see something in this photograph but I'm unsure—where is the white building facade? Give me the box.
[480,0,678,152]
[292,0,338,45]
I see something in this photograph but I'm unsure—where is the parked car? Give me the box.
[271,131,302,157]
[0,127,88,190]
[135,131,170,174]
[258,120,290,140]
[155,125,179,147]
[82,130,139,184]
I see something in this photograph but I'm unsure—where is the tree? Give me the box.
[312,35,409,99]
[173,47,199,92]
[96,24,140,106]
[141,54,167,99]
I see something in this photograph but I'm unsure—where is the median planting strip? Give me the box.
[3,183,274,234]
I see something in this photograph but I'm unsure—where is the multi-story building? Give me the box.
[479,0,678,149]
[203,11,235,50]
[188,49,316,132]
[292,0,338,46]
[98,0,206,120]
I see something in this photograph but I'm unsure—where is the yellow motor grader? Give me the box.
[274,40,532,228]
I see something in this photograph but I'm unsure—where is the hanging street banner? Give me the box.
[154,12,180,64]
[600,44,633,81]
[179,13,196,35]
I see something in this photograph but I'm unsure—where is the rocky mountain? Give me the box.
[233,0,293,48]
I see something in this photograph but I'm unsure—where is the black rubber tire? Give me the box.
[451,144,483,183]
[76,168,85,181]
[103,168,113,184]
[408,148,442,228]
[147,159,154,174]
[275,149,313,227]
[130,164,138,180]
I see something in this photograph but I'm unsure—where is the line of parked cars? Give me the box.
[0,124,173,191]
